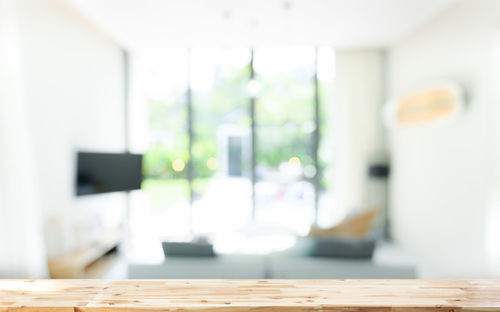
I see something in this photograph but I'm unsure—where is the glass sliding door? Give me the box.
[316,46,339,228]
[190,48,253,235]
[140,49,191,238]
[253,47,317,235]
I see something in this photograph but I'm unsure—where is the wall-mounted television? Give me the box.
[76,152,143,196]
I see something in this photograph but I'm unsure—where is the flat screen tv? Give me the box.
[76,152,143,196]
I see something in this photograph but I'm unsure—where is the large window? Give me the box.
[136,47,335,243]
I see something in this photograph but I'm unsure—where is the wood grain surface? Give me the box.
[0,279,499,311]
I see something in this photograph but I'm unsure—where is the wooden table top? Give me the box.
[0,279,499,311]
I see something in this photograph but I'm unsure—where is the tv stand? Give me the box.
[48,229,122,278]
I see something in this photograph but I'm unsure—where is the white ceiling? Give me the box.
[66,0,456,51]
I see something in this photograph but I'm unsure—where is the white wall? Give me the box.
[0,0,49,278]
[333,51,387,224]
[0,0,127,268]
[388,0,500,277]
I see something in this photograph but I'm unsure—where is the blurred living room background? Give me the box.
[1,0,499,279]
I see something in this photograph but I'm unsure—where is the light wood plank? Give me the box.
[0,280,499,311]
